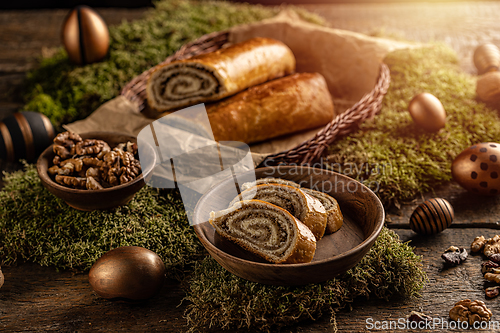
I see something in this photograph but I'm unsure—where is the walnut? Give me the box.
[82,157,106,168]
[407,311,432,323]
[481,261,500,275]
[60,158,83,172]
[85,167,100,179]
[55,175,87,189]
[489,253,500,263]
[483,235,500,257]
[441,246,468,266]
[75,139,109,156]
[471,236,487,253]
[86,176,103,190]
[484,269,500,283]
[485,286,500,298]
[449,299,492,325]
[53,131,82,159]
[48,164,74,176]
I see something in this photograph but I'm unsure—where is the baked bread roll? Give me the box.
[209,200,316,264]
[205,72,334,144]
[240,177,301,191]
[147,37,295,112]
[302,188,344,234]
[229,184,327,240]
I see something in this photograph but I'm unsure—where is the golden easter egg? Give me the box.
[452,142,500,195]
[408,93,446,132]
[409,198,454,235]
[62,6,109,65]
[89,246,166,301]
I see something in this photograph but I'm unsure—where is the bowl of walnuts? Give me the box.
[37,131,156,211]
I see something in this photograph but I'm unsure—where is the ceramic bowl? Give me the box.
[37,132,156,211]
[193,166,385,286]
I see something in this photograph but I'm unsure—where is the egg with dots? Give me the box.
[409,198,454,235]
[408,93,446,132]
[452,142,500,195]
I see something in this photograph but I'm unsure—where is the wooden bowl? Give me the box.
[36,132,156,211]
[193,166,385,286]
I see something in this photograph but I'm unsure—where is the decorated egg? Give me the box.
[62,6,109,65]
[408,93,446,132]
[89,246,166,301]
[451,142,500,195]
[0,111,55,162]
[476,71,500,103]
[473,43,500,75]
[409,198,454,235]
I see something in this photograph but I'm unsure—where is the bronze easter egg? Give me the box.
[408,93,446,132]
[409,198,454,235]
[62,6,109,65]
[452,142,500,195]
[473,43,500,75]
[89,246,166,301]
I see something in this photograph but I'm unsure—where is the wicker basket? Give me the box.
[121,30,390,166]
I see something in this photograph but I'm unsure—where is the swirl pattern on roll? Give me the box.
[146,37,295,112]
[230,184,327,240]
[209,200,316,264]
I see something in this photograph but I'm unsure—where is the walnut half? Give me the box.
[449,299,492,325]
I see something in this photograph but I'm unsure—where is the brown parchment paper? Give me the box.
[64,10,418,167]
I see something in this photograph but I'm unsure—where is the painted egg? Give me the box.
[409,198,454,235]
[62,5,109,65]
[408,93,446,132]
[89,246,166,301]
[0,111,55,162]
[451,142,500,195]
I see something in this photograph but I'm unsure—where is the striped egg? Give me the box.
[0,111,55,162]
[409,198,454,235]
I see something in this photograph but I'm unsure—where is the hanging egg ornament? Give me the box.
[89,246,166,301]
[0,111,55,162]
[62,5,109,65]
[409,198,454,235]
[451,142,500,196]
[473,43,500,75]
[408,93,446,132]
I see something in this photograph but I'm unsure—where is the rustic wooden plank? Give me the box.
[2,227,500,332]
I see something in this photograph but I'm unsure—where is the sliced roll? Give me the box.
[229,184,327,240]
[240,177,301,192]
[146,37,296,112]
[209,200,316,264]
[302,188,343,234]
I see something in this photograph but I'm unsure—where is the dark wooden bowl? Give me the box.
[36,132,156,211]
[193,166,385,286]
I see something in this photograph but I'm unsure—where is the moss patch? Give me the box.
[184,227,426,332]
[0,163,205,279]
[326,44,500,207]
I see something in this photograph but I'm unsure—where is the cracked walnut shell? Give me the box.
[449,299,492,325]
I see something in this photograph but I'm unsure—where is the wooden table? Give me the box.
[2,2,500,332]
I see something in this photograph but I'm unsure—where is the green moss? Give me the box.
[0,163,205,279]
[184,227,426,332]
[326,44,500,207]
[22,0,280,130]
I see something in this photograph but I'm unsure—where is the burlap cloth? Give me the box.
[64,10,418,166]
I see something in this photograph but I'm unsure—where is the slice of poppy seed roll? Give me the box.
[302,188,343,234]
[209,200,316,264]
[230,184,327,240]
